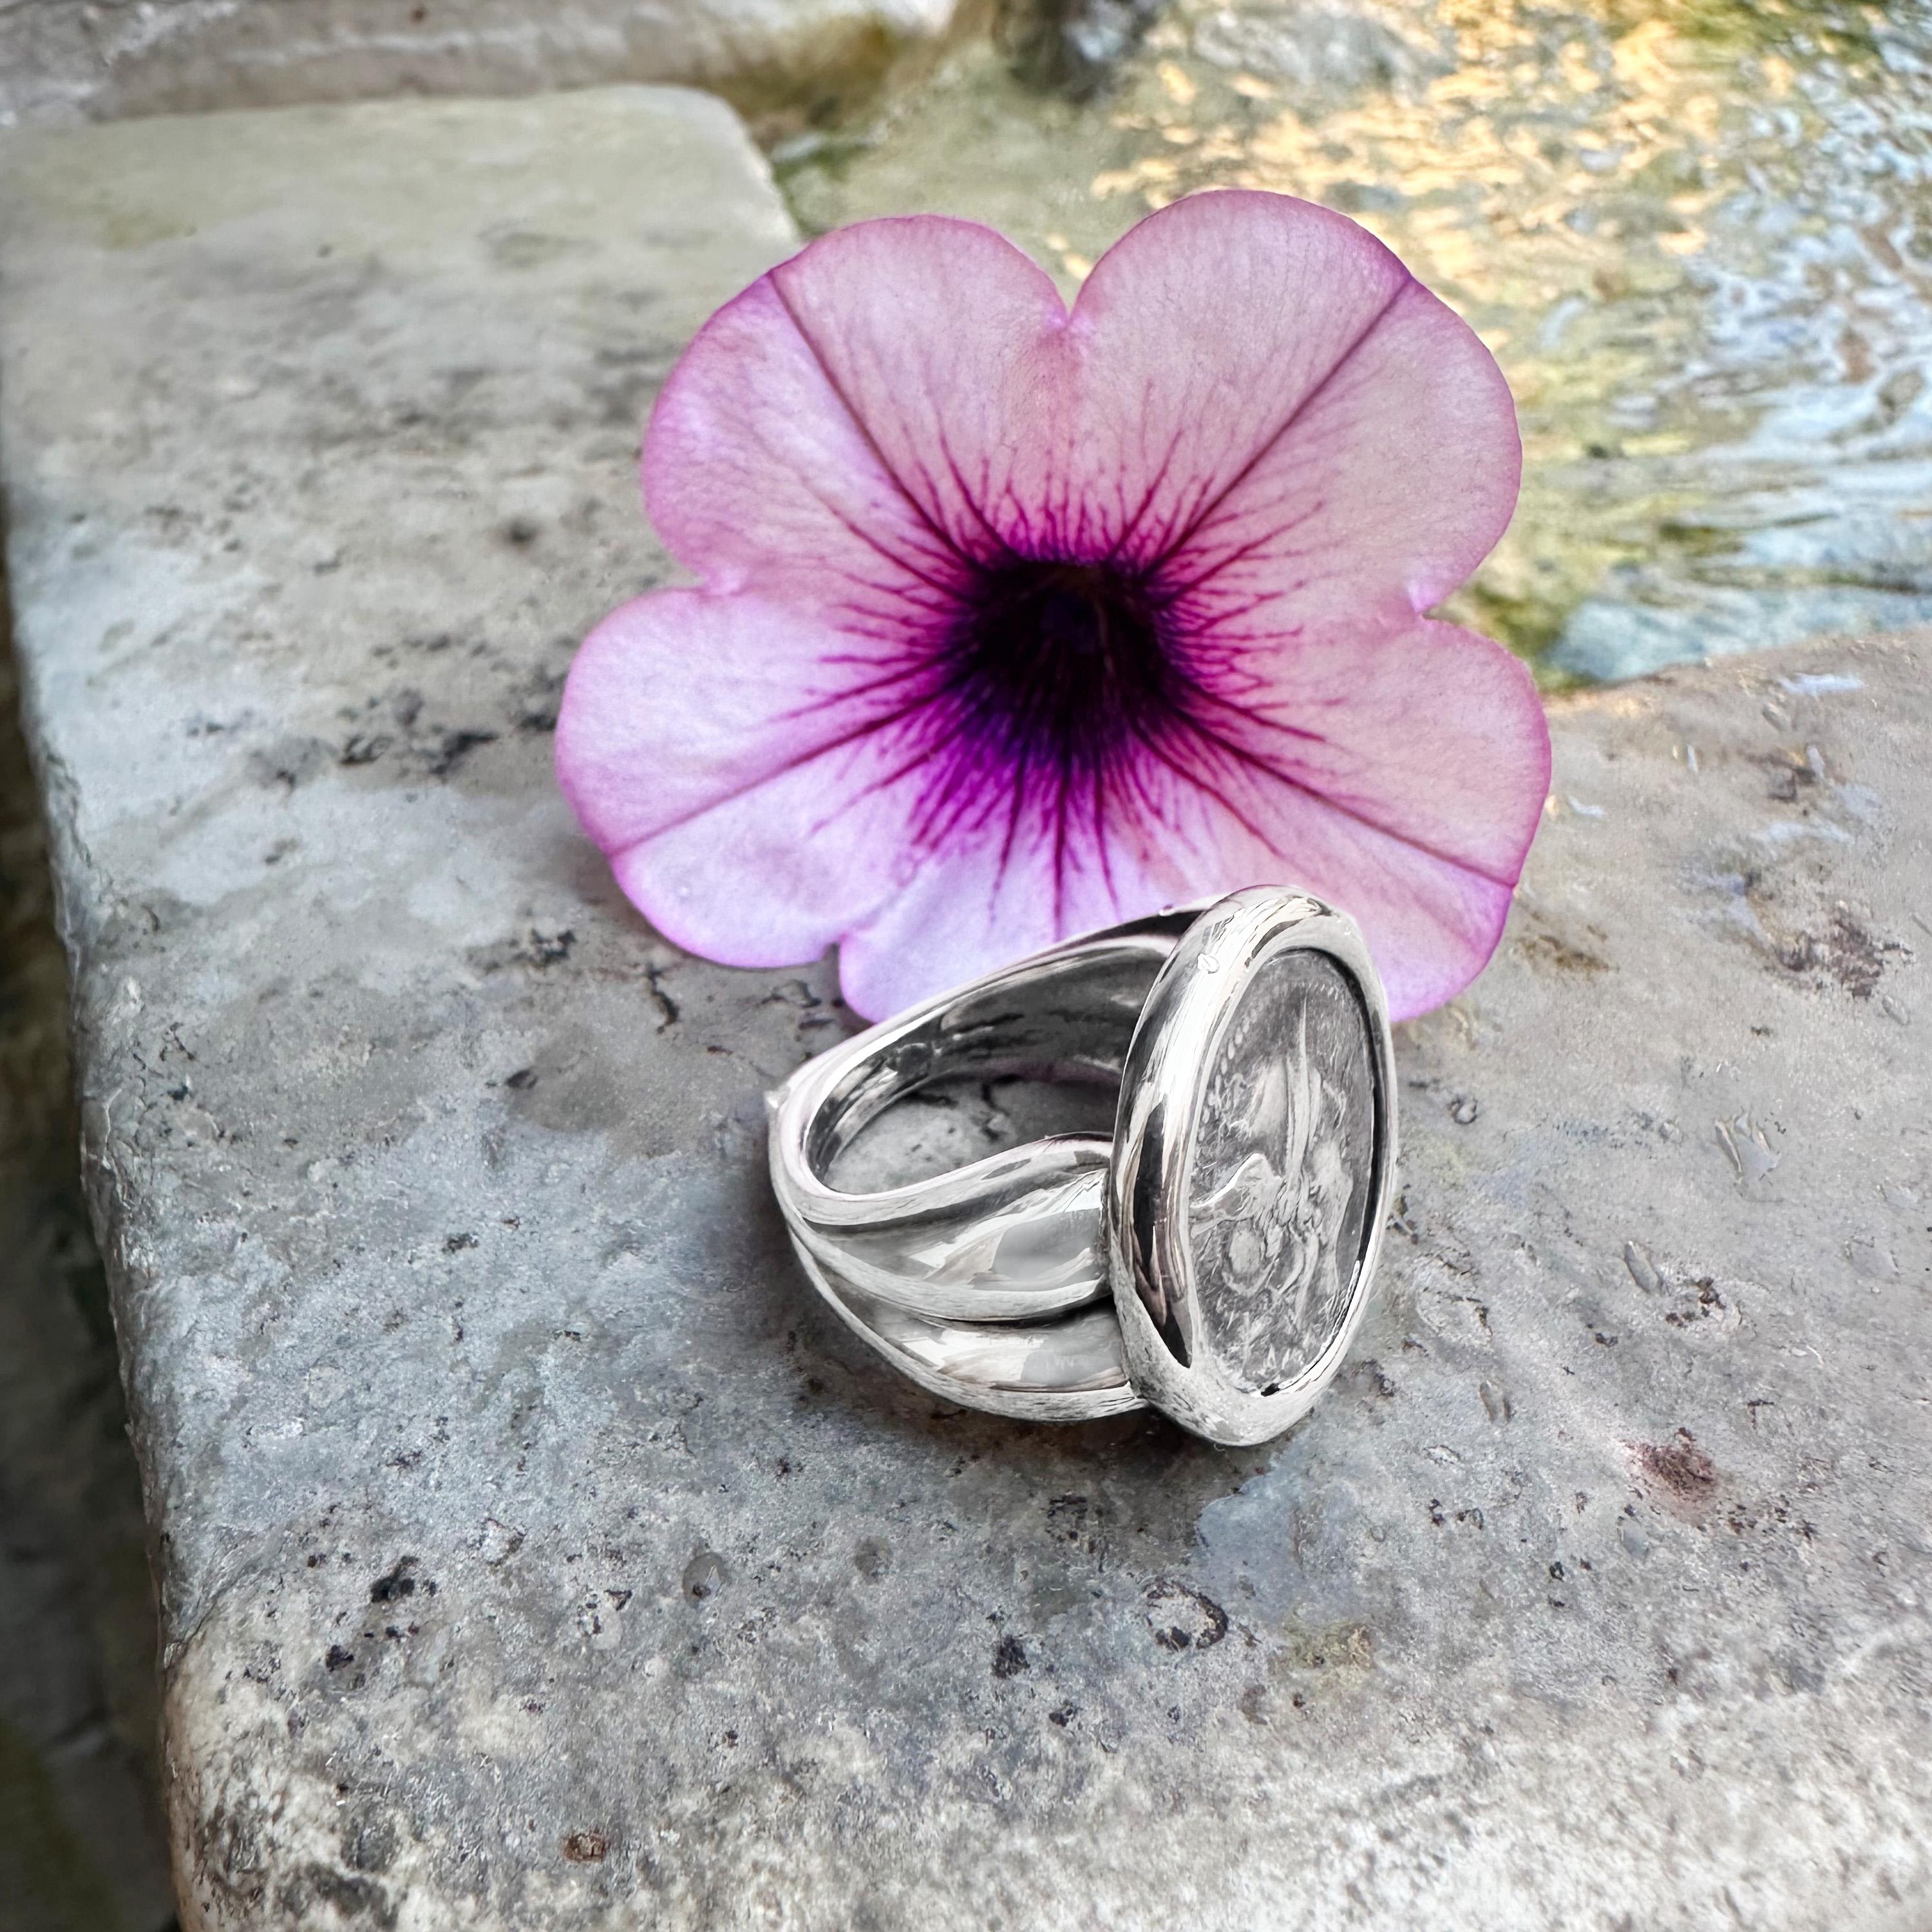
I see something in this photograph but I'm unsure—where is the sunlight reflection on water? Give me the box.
[781,0,1932,683]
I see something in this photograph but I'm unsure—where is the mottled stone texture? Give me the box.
[0,0,969,130]
[2,87,1929,1932]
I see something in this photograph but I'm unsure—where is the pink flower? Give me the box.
[557,191,1549,1022]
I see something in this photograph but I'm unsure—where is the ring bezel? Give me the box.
[1106,888,1398,1446]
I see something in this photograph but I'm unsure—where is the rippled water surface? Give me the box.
[781,0,1932,682]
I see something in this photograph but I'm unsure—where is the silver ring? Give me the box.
[766,887,1397,1446]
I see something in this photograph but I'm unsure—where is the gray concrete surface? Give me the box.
[0,0,971,131]
[3,84,1929,1931]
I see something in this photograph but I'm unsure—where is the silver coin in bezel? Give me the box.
[1107,889,1396,1446]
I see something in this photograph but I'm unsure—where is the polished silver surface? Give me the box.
[1108,892,1397,1445]
[792,1242,1141,1423]
[766,888,1396,1445]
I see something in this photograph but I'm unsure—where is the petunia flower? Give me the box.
[556,190,1550,1023]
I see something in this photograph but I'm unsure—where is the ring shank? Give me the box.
[800,925,1187,1175]
[768,907,1217,1419]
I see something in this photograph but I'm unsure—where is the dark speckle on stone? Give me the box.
[1046,1493,1089,1534]
[343,1815,399,1874]
[250,735,330,793]
[370,1559,418,1604]
[1635,1429,1718,1504]
[1144,1580,1229,1653]
[682,1548,728,1601]
[645,963,677,1028]
[1517,925,1611,975]
[1349,1358,1397,1399]
[325,1645,355,1671]
[339,732,391,766]
[423,727,497,778]
[524,928,575,969]
[992,1634,1028,1678]
[282,1866,397,1931]
[1762,746,1819,802]
[1779,909,1900,1000]
[561,1831,609,1864]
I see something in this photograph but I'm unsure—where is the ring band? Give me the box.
[767,887,1397,1446]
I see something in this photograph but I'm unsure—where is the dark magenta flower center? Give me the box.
[940,558,1188,784]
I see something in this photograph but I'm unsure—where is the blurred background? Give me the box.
[3,1,1927,1924]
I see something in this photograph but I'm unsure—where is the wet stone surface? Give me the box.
[4,84,1932,1932]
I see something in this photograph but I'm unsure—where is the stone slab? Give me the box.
[4,87,1931,1932]
[0,0,969,131]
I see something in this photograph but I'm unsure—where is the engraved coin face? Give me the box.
[1186,949,1378,1395]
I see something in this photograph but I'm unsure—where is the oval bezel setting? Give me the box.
[1105,887,1398,1446]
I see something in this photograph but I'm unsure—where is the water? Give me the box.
[779,0,1932,683]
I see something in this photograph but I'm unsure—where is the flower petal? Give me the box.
[1186,801,1516,1023]
[556,589,923,965]
[1068,191,1518,623]
[643,281,961,653]
[1208,616,1552,895]
[837,811,1180,1022]
[1152,615,1549,1018]
[758,215,1079,558]
[645,215,1070,627]
[609,757,917,972]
